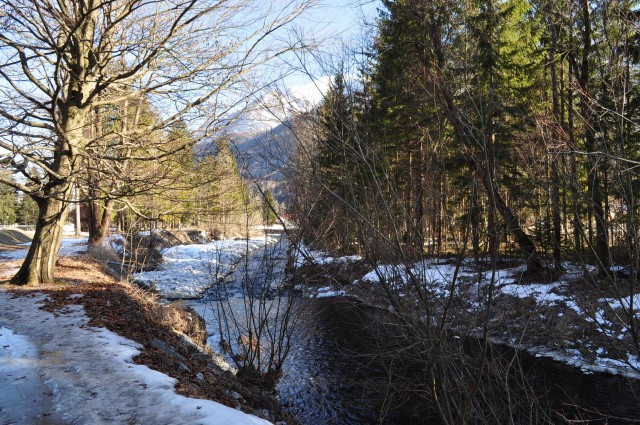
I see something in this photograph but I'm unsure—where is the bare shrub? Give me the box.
[210,234,301,389]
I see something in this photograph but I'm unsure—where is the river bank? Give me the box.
[0,261,277,423]
[0,229,291,424]
[290,247,640,380]
[127,231,640,423]
[5,226,638,423]
[281,246,640,423]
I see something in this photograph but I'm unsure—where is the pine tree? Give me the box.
[367,1,440,254]
[0,182,17,226]
[307,74,365,253]
[366,0,546,271]
[17,195,39,226]
[261,188,278,226]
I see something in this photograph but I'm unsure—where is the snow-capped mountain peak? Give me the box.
[225,77,331,136]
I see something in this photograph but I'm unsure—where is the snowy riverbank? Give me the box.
[292,246,640,380]
[133,236,280,299]
[0,289,271,425]
[0,231,294,424]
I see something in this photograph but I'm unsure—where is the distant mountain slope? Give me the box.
[226,79,329,137]
[232,120,297,182]
[197,78,330,199]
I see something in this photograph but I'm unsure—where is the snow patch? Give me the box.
[0,237,88,261]
[134,237,279,299]
[310,286,346,298]
[0,290,271,424]
[500,282,563,304]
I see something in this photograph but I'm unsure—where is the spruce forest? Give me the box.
[296,0,639,277]
[285,1,640,421]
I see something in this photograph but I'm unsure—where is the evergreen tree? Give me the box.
[0,184,17,226]
[306,73,366,254]
[365,0,546,271]
[17,195,39,226]
[261,188,278,226]
[368,0,437,253]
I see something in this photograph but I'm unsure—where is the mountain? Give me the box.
[198,77,330,200]
[225,78,330,137]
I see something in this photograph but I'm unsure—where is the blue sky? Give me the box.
[310,0,380,39]
[279,0,381,88]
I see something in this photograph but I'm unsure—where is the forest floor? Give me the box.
[0,231,289,424]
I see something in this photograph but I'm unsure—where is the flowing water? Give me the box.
[281,297,640,424]
[185,237,389,424]
[185,240,640,424]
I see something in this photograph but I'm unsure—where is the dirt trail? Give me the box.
[0,288,270,425]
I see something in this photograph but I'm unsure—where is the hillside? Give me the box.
[197,78,331,200]
[0,228,32,251]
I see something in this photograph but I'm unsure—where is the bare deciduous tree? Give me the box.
[0,0,310,285]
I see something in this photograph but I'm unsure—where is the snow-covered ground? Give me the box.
[0,232,285,423]
[292,244,361,267]
[188,237,292,363]
[294,248,640,380]
[4,230,637,417]
[133,236,279,299]
[0,290,270,425]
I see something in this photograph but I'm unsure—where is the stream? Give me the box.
[284,297,640,423]
[177,238,640,424]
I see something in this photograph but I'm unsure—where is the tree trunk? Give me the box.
[88,199,114,246]
[548,0,563,271]
[74,186,82,237]
[477,163,543,272]
[577,0,609,272]
[11,80,89,284]
[566,58,583,253]
[414,136,425,251]
[11,190,71,286]
[471,177,480,262]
